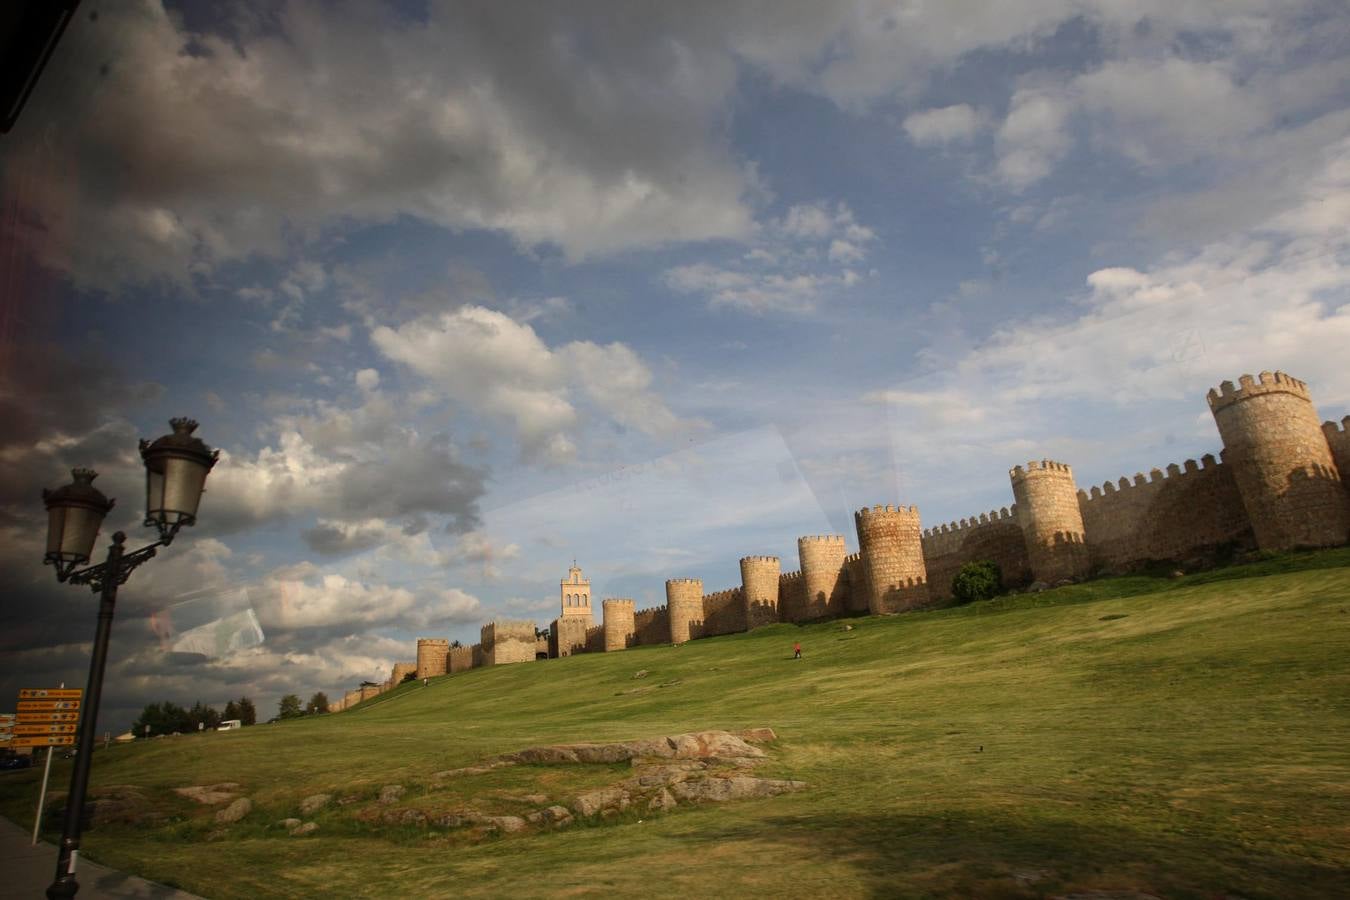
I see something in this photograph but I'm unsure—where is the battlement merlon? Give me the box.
[1322,415,1350,437]
[922,506,1017,539]
[1207,370,1311,413]
[415,637,449,645]
[1078,454,1223,502]
[797,534,846,545]
[739,555,780,564]
[1010,459,1074,480]
[602,597,636,609]
[854,504,922,522]
[666,578,703,586]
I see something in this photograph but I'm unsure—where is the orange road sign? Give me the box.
[17,700,80,712]
[14,724,78,735]
[9,735,75,748]
[18,689,83,700]
[16,711,80,723]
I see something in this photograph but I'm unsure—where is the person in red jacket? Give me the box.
[793,641,802,659]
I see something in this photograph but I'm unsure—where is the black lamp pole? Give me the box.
[40,420,217,899]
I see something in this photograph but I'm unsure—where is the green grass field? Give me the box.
[4,551,1349,899]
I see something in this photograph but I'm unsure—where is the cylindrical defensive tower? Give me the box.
[853,505,929,614]
[1209,371,1350,550]
[798,535,847,618]
[739,556,781,629]
[415,637,449,680]
[602,598,636,651]
[666,578,703,644]
[1009,460,1090,584]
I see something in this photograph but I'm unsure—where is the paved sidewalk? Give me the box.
[0,816,202,900]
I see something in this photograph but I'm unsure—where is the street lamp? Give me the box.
[40,418,218,900]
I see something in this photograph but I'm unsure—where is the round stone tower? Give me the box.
[1208,371,1350,550]
[602,598,636,652]
[739,556,781,630]
[853,505,929,614]
[415,637,449,680]
[1009,460,1090,584]
[665,578,703,644]
[798,535,847,618]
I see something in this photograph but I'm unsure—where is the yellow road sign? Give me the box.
[10,735,75,748]
[17,700,80,711]
[14,724,77,735]
[19,689,83,700]
[16,711,80,723]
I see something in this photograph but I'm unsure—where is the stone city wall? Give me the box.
[855,505,929,613]
[666,579,704,643]
[777,570,807,622]
[921,506,1030,601]
[603,598,637,651]
[483,619,538,666]
[842,552,870,614]
[701,587,746,637]
[1322,417,1350,487]
[739,556,781,629]
[1077,455,1255,572]
[448,645,474,673]
[633,605,669,646]
[415,638,449,680]
[798,535,849,619]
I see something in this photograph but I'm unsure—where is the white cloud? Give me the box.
[372,305,690,461]
[995,88,1074,190]
[354,368,380,392]
[903,104,983,146]
[255,567,482,632]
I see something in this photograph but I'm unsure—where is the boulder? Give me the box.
[501,731,764,767]
[1028,581,1050,593]
[481,815,527,833]
[378,784,405,805]
[174,783,240,805]
[291,822,319,836]
[299,793,331,815]
[648,789,676,812]
[81,787,159,828]
[526,805,573,826]
[521,793,549,805]
[214,798,252,824]
[572,786,631,817]
[276,818,302,830]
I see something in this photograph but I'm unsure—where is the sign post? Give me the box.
[18,686,80,847]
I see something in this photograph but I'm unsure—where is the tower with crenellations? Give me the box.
[666,578,703,644]
[853,505,929,614]
[415,638,449,680]
[1209,371,1350,550]
[602,598,636,651]
[798,535,848,619]
[1010,460,1091,585]
[739,556,781,629]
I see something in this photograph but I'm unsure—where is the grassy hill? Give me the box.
[4,551,1349,899]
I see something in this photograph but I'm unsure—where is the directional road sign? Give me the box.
[14,723,77,735]
[10,735,75,748]
[19,689,82,700]
[16,711,80,723]
[17,700,80,711]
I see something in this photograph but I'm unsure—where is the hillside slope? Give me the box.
[4,553,1349,899]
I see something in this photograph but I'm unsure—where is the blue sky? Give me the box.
[2,0,1349,732]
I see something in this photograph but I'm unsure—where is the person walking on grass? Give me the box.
[793,641,802,660]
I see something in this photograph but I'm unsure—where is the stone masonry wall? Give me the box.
[1010,461,1091,584]
[842,552,870,613]
[701,587,746,636]
[777,570,807,622]
[633,605,669,646]
[448,645,474,673]
[1323,417,1350,487]
[666,579,704,643]
[552,617,589,657]
[603,598,637,651]
[1077,455,1255,572]
[482,619,537,665]
[921,506,1030,601]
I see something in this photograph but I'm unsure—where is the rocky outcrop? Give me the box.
[299,793,331,815]
[174,783,240,805]
[378,784,405,805]
[214,798,252,824]
[496,730,765,765]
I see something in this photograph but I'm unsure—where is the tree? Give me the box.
[951,560,1003,605]
[187,700,221,731]
[223,699,240,721]
[278,694,303,720]
[305,692,330,714]
[237,696,257,726]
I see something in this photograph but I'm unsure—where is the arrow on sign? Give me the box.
[14,724,78,735]
[17,711,80,723]
[17,700,80,711]
[10,735,76,748]
[19,689,83,700]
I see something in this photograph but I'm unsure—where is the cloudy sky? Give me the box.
[3,0,1348,733]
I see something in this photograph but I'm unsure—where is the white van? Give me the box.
[216,719,242,731]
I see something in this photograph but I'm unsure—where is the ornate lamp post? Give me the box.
[40,418,218,900]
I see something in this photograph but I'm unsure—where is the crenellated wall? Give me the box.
[377,368,1350,696]
[701,587,746,636]
[634,605,669,646]
[777,570,807,622]
[921,506,1030,600]
[1077,455,1255,572]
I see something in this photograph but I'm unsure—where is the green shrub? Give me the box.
[951,560,1003,605]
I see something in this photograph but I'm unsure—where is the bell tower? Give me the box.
[560,561,593,625]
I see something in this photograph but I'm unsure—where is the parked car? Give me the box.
[0,755,34,771]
